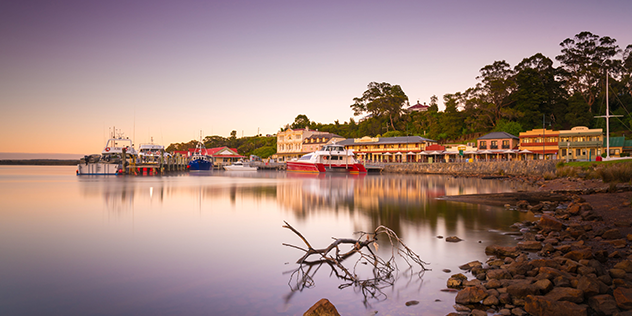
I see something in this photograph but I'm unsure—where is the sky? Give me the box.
[1,0,632,158]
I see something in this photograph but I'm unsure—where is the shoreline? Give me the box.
[444,177,632,316]
[0,159,79,166]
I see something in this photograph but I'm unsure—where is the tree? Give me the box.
[474,60,518,127]
[351,82,409,132]
[556,31,621,112]
[290,114,311,129]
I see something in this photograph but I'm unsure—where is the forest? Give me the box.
[168,31,632,158]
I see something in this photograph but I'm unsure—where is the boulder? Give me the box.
[602,228,623,240]
[446,236,463,242]
[588,294,619,316]
[614,287,632,310]
[506,261,534,276]
[564,248,593,261]
[544,287,584,303]
[577,275,608,298]
[455,286,489,305]
[304,298,341,316]
[459,260,483,270]
[534,279,554,292]
[524,295,587,316]
[485,245,520,258]
[508,282,541,298]
[538,214,566,232]
[615,260,632,273]
[486,268,512,280]
[518,241,543,251]
[610,268,627,279]
[482,294,500,306]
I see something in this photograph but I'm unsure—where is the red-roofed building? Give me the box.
[407,101,430,112]
[173,146,244,167]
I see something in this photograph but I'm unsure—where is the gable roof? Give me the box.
[479,132,519,140]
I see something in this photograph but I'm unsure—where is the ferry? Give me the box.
[286,143,366,174]
[77,130,137,175]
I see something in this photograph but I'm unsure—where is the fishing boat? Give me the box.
[138,137,165,164]
[77,129,137,175]
[224,159,258,171]
[187,136,213,171]
[286,143,366,174]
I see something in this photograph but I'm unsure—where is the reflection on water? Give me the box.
[0,166,536,316]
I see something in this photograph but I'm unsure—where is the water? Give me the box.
[0,166,536,316]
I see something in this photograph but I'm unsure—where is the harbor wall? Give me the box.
[382,160,558,176]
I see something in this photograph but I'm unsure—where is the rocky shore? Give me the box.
[445,178,632,316]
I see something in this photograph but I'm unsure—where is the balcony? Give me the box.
[501,145,510,149]
[490,145,498,149]
[559,140,602,148]
[479,146,487,150]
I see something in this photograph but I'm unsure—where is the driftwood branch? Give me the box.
[282,221,430,302]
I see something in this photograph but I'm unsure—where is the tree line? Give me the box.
[295,31,632,142]
[166,131,277,159]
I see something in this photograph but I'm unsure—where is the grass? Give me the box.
[555,159,632,183]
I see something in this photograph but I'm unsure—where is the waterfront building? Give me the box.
[558,126,603,161]
[302,133,345,154]
[276,128,342,162]
[173,146,244,167]
[338,136,435,163]
[519,129,560,160]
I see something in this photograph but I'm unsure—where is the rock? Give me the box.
[482,294,499,306]
[588,294,619,315]
[453,303,470,312]
[508,282,541,298]
[304,298,341,316]
[446,236,463,242]
[516,200,530,210]
[485,245,519,258]
[608,239,628,248]
[610,268,627,279]
[564,248,593,261]
[538,214,567,232]
[443,269,452,273]
[518,241,543,251]
[511,307,527,316]
[455,286,489,304]
[616,260,632,273]
[485,279,502,289]
[459,260,483,270]
[577,275,608,298]
[405,300,419,306]
[534,279,554,292]
[531,259,562,269]
[614,287,632,310]
[486,268,512,280]
[524,295,588,316]
[471,309,487,316]
[544,287,584,303]
[602,228,623,240]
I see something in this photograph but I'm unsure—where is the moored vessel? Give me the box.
[286,143,366,174]
[224,159,258,171]
[77,128,137,175]
[187,134,213,171]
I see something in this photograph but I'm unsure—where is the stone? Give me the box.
[538,214,566,231]
[531,259,562,269]
[455,286,489,304]
[508,282,540,298]
[499,293,512,305]
[304,298,341,316]
[471,309,487,316]
[486,268,512,280]
[537,267,564,280]
[616,260,632,273]
[459,260,483,270]
[608,239,628,248]
[577,275,608,298]
[534,279,554,292]
[603,228,623,240]
[544,287,584,303]
[405,300,419,306]
[511,307,527,316]
[453,303,470,312]
[482,294,499,306]
[506,261,534,276]
[485,279,502,289]
[610,268,628,279]
[446,236,463,242]
[564,248,593,261]
[588,294,619,316]
[447,277,463,288]
[485,245,519,258]
[614,287,632,310]
[524,295,588,316]
[518,241,543,251]
[463,279,482,287]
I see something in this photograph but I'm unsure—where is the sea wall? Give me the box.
[382,160,558,176]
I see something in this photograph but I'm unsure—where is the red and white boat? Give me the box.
[286,143,367,174]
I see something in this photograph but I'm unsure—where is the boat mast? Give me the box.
[595,69,622,159]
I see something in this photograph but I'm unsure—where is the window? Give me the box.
[479,141,487,149]
[576,149,581,156]
[491,141,498,149]
[502,140,509,149]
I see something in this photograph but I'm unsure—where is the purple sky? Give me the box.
[1,0,631,156]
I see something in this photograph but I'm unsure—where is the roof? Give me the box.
[478,132,519,140]
[303,133,343,142]
[338,136,435,146]
[605,136,626,147]
[408,101,430,111]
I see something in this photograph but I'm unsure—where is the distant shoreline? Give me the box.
[0,160,79,166]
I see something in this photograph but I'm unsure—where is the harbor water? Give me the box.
[0,166,536,315]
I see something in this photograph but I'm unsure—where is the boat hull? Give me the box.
[286,162,366,174]
[188,159,212,171]
[77,163,122,175]
[224,165,257,171]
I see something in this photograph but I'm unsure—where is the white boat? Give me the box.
[286,143,366,174]
[77,128,137,175]
[224,160,258,171]
[138,137,165,164]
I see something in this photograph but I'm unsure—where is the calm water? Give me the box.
[0,166,536,316]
